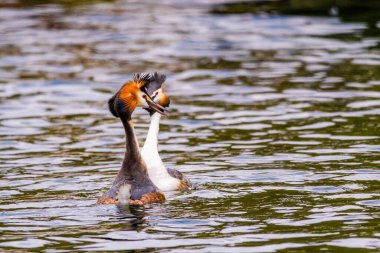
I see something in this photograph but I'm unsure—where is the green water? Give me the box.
[0,0,379,252]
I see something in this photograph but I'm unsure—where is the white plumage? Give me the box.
[141,113,180,191]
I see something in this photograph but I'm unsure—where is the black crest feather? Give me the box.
[133,73,152,84]
[152,72,166,84]
[108,92,119,118]
[146,72,166,96]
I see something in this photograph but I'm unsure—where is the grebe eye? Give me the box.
[141,86,148,92]
[151,92,158,100]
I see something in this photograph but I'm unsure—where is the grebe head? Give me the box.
[144,72,170,115]
[108,73,169,119]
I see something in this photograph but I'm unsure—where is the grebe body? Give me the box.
[141,73,191,191]
[97,73,168,205]
[141,113,190,191]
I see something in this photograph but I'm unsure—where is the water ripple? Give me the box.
[0,0,379,252]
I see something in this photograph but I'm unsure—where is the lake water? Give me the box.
[0,0,379,252]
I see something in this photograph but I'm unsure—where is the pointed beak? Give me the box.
[142,87,170,116]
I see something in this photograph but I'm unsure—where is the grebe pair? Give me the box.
[97,73,190,205]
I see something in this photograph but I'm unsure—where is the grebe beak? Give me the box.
[142,87,170,116]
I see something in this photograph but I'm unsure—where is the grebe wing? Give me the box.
[167,168,191,189]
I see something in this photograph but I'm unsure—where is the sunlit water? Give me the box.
[0,0,380,252]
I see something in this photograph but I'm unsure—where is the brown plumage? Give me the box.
[97,74,167,205]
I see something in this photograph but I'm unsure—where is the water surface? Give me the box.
[0,0,380,252]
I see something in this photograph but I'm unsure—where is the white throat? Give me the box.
[141,112,179,191]
[143,113,161,152]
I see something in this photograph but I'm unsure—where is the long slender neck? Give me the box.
[119,115,147,179]
[143,113,161,151]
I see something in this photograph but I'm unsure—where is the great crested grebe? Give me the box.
[141,72,191,191]
[97,73,169,205]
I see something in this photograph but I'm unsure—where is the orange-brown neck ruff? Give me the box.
[158,92,170,108]
[118,80,144,115]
